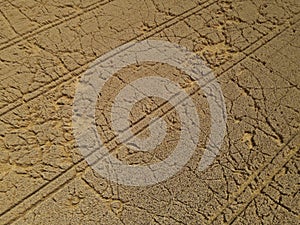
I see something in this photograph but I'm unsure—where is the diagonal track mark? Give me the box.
[1,7,299,223]
[1,3,299,118]
[227,140,299,225]
[0,0,114,51]
[78,15,300,168]
[208,132,299,224]
[0,5,299,225]
[0,0,216,116]
[0,0,218,222]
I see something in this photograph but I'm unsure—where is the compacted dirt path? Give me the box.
[0,0,299,224]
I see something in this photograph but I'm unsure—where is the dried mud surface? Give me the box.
[0,0,299,224]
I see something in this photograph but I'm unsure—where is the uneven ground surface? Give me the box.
[0,0,299,224]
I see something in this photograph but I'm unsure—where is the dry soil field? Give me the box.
[0,0,299,224]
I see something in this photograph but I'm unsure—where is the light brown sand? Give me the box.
[0,0,299,224]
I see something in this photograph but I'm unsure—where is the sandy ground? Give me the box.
[0,0,299,224]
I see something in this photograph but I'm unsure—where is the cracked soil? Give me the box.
[0,0,299,224]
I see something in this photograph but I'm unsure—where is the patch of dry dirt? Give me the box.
[0,0,299,224]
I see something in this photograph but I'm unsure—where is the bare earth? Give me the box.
[0,0,299,224]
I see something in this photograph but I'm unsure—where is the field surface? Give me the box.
[0,0,299,224]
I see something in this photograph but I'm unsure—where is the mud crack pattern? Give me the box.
[0,0,299,224]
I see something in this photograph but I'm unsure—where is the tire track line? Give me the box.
[227,138,299,225]
[100,15,300,165]
[0,160,84,225]
[1,4,298,221]
[1,5,299,225]
[2,1,299,118]
[3,16,296,223]
[79,14,300,223]
[0,0,114,51]
[84,16,300,222]
[0,1,218,223]
[0,0,216,117]
[208,132,299,224]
